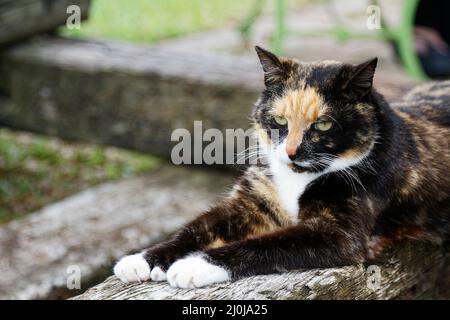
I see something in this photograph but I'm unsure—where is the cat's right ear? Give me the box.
[254,46,287,87]
[339,57,378,99]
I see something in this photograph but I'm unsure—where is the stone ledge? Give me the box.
[0,36,413,162]
[0,36,260,162]
[73,243,450,300]
[0,0,91,46]
[0,165,232,299]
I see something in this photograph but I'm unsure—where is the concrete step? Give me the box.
[0,36,260,163]
[0,36,414,164]
[0,165,233,299]
[0,0,90,46]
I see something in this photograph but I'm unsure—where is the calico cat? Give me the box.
[114,46,450,289]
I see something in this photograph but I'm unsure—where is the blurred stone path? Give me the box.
[0,165,232,299]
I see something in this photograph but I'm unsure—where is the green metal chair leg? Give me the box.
[239,0,428,80]
[272,0,286,55]
[394,0,427,80]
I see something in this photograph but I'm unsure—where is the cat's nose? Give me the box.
[286,144,297,160]
[285,131,303,161]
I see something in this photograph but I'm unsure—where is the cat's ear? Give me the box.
[254,46,287,87]
[340,57,377,98]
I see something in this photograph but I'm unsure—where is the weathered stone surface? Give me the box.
[0,36,413,163]
[0,0,91,46]
[0,165,233,299]
[0,36,260,162]
[73,243,450,300]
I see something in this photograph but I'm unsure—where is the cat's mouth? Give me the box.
[288,162,311,173]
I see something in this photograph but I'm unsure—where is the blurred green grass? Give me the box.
[62,0,253,43]
[0,128,160,224]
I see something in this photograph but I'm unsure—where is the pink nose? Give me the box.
[286,144,297,158]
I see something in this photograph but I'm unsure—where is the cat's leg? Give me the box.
[165,219,366,288]
[114,166,290,284]
[113,197,282,283]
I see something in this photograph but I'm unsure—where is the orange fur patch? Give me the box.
[339,148,360,159]
[207,238,226,249]
[272,87,326,149]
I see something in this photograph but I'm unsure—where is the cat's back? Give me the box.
[392,81,450,127]
[388,81,449,194]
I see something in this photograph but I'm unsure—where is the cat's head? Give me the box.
[252,46,379,174]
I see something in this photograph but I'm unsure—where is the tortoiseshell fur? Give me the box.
[120,47,450,283]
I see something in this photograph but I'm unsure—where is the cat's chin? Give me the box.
[270,155,314,174]
[288,162,310,173]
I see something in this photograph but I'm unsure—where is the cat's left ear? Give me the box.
[340,57,378,98]
[254,46,288,87]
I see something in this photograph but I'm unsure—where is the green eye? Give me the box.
[274,116,287,126]
[315,121,332,131]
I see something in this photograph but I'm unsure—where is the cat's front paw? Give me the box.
[166,254,230,289]
[113,253,152,283]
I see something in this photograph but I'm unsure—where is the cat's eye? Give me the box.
[315,121,333,131]
[274,116,287,126]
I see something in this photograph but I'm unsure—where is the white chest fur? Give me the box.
[265,136,374,223]
[270,160,319,223]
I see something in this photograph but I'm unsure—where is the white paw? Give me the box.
[150,266,167,282]
[114,253,151,283]
[166,254,230,289]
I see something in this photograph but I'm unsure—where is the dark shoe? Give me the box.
[419,46,450,79]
